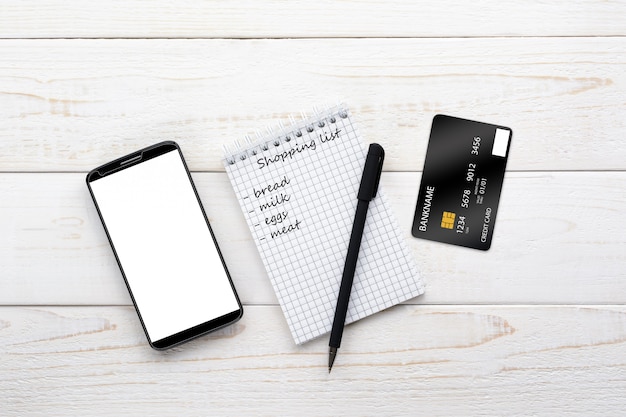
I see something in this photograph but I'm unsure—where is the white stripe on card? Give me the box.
[492,128,510,158]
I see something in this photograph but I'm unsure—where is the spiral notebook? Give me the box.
[223,105,424,345]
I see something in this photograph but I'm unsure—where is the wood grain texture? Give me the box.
[1,305,625,416]
[1,1,625,38]
[1,172,624,305]
[2,2,625,414]
[1,38,625,172]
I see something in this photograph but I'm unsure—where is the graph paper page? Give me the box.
[224,107,424,344]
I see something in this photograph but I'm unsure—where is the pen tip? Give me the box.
[328,346,337,373]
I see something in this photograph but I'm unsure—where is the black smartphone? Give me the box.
[86,141,243,349]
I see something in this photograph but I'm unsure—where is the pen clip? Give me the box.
[358,143,385,201]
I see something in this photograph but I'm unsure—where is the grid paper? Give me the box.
[224,106,424,344]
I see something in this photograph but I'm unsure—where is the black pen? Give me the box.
[328,143,385,373]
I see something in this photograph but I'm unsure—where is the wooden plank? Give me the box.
[1,38,625,172]
[1,305,625,416]
[1,1,625,38]
[1,172,624,305]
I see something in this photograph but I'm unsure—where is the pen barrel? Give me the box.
[329,200,369,348]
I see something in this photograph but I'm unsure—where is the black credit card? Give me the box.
[411,115,512,250]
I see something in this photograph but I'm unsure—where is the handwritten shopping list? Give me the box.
[224,107,423,344]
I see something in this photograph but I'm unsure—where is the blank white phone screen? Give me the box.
[90,149,240,342]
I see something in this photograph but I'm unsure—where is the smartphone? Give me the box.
[86,141,243,349]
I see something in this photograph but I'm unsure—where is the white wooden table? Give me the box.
[1,2,625,416]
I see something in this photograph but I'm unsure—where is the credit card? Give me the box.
[411,115,512,250]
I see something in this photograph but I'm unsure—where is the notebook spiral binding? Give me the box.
[223,104,349,165]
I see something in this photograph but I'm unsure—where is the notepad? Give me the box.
[224,105,424,344]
